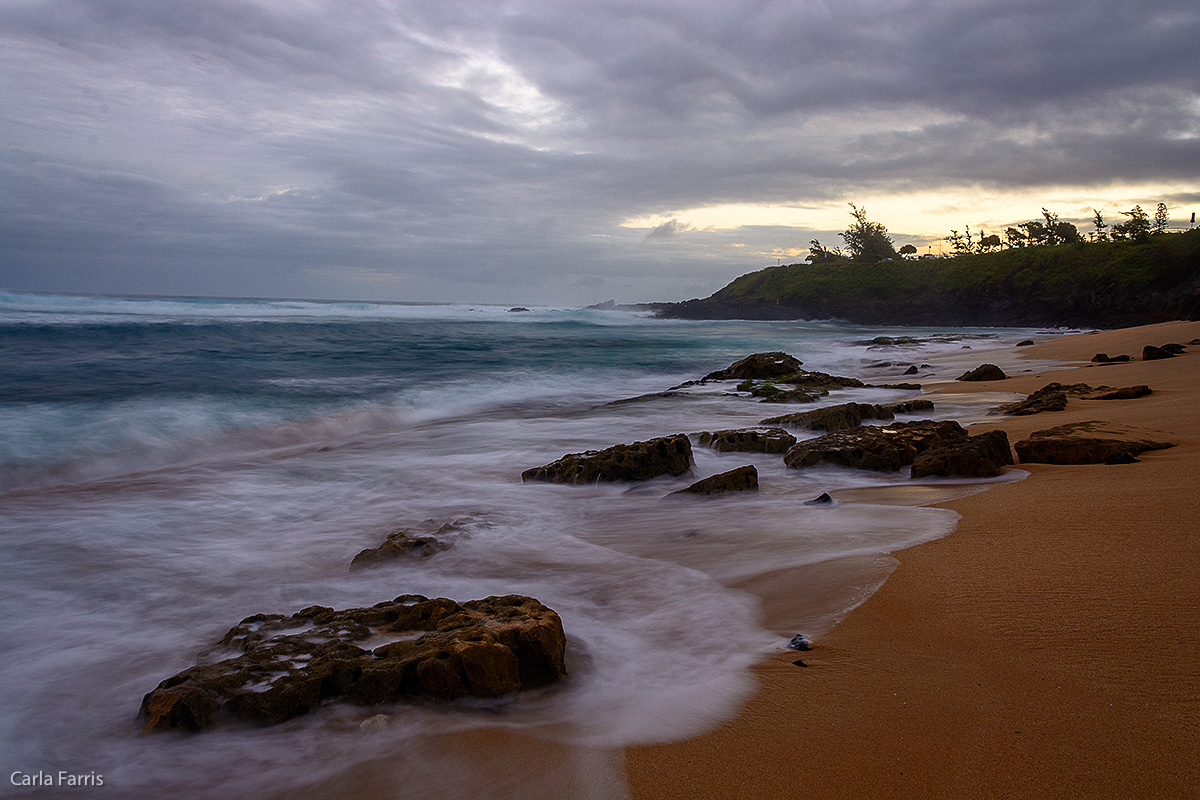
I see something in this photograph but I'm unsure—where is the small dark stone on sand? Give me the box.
[792,660,808,667]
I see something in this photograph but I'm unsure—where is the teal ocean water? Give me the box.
[0,291,1045,798]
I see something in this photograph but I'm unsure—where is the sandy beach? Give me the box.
[626,320,1200,799]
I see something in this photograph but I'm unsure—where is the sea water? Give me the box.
[0,291,1047,799]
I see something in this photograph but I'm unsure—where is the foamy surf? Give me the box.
[0,293,1054,798]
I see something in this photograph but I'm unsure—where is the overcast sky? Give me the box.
[2,0,1198,305]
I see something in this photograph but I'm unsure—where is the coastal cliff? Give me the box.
[643,228,1200,327]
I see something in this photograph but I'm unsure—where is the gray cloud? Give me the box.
[1,0,1197,304]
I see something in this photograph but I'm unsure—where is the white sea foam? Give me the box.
[0,296,1059,798]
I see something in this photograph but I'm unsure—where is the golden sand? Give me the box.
[626,320,1200,799]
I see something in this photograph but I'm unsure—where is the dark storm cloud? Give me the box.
[1,0,1197,303]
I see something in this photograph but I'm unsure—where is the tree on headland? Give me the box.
[899,244,918,258]
[1154,203,1170,235]
[806,238,845,264]
[1092,209,1108,242]
[840,203,899,262]
[1112,205,1151,243]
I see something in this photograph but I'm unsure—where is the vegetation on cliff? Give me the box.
[657,212,1200,327]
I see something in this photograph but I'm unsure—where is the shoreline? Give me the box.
[626,319,1200,798]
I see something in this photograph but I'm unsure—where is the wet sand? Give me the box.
[626,320,1200,799]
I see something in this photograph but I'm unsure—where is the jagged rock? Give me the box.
[522,434,692,483]
[783,420,968,472]
[957,364,1007,381]
[804,492,834,506]
[1090,385,1152,400]
[671,465,758,496]
[910,430,1014,478]
[762,400,933,431]
[697,428,796,453]
[1000,382,1092,416]
[904,365,919,374]
[1091,353,1132,363]
[139,595,568,733]
[762,402,891,431]
[704,352,803,381]
[1014,421,1175,465]
[351,531,449,571]
[748,384,823,403]
[1162,343,1187,354]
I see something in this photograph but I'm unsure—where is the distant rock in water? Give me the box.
[1014,421,1174,465]
[522,434,693,483]
[697,428,796,454]
[703,352,803,381]
[507,307,531,313]
[956,364,1007,381]
[804,493,834,506]
[671,465,758,496]
[139,595,568,733]
[783,420,968,472]
[910,430,1014,478]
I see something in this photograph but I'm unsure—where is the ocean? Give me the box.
[0,291,1048,799]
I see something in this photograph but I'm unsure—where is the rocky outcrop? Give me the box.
[139,595,568,733]
[910,430,1014,478]
[783,420,968,472]
[1001,382,1154,415]
[1092,353,1132,363]
[762,400,934,431]
[1000,383,1093,415]
[957,364,1008,381]
[1143,343,1185,360]
[522,434,693,483]
[735,370,867,405]
[697,428,796,453]
[351,530,450,571]
[703,352,803,381]
[1014,421,1175,465]
[671,465,759,496]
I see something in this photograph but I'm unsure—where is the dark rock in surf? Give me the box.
[1017,340,1035,346]
[139,595,568,733]
[956,364,1007,381]
[783,420,968,472]
[671,465,758,496]
[1014,421,1174,465]
[804,493,834,506]
[703,352,803,381]
[762,399,933,432]
[999,382,1092,416]
[522,434,693,484]
[697,428,796,454]
[910,430,1013,479]
[787,634,813,651]
[507,307,531,313]
[904,365,919,374]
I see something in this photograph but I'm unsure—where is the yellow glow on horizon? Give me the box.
[622,181,1198,242]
